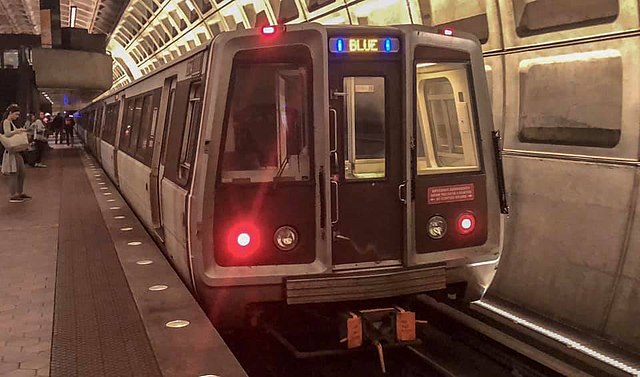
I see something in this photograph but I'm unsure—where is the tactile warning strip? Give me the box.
[50,149,162,377]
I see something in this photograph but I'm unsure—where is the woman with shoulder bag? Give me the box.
[1,104,31,203]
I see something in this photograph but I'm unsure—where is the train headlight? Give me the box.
[427,216,447,240]
[274,226,298,251]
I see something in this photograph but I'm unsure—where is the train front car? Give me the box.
[190,23,503,327]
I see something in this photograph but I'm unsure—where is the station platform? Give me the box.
[0,146,248,377]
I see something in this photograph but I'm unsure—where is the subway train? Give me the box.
[77,23,505,327]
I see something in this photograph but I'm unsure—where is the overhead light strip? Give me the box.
[475,300,640,376]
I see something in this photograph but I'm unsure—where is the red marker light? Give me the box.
[457,212,476,235]
[262,26,276,35]
[443,28,454,36]
[227,222,260,257]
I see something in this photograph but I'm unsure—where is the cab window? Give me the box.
[221,60,310,184]
[415,62,479,174]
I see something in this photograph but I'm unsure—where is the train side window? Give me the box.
[96,107,103,137]
[415,62,479,174]
[161,84,176,166]
[343,77,386,180]
[127,96,144,156]
[120,99,135,151]
[221,63,310,184]
[104,102,119,145]
[178,82,202,184]
[135,94,155,164]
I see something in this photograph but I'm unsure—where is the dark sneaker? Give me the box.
[19,194,32,200]
[9,196,24,203]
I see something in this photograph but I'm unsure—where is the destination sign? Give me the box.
[329,37,400,53]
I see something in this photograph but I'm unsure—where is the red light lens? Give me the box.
[237,233,251,247]
[457,213,476,235]
[227,222,260,258]
[443,28,454,36]
[262,26,276,34]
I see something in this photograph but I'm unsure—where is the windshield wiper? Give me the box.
[271,155,290,191]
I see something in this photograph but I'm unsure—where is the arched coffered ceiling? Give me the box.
[107,0,494,90]
[0,0,128,35]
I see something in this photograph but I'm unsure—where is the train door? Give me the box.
[329,61,405,267]
[412,52,488,254]
[149,76,177,241]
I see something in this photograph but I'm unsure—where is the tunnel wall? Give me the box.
[106,0,640,352]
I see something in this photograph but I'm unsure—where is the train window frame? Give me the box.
[120,98,135,152]
[219,58,313,185]
[103,102,120,145]
[127,96,144,156]
[161,81,177,166]
[415,61,481,175]
[177,81,202,185]
[135,93,155,164]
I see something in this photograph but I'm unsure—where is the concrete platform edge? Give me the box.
[79,151,248,377]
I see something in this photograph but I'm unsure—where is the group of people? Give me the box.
[1,104,77,203]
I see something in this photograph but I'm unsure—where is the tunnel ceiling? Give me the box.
[106,0,494,90]
[0,0,128,35]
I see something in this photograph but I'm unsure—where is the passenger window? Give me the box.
[128,96,144,155]
[517,50,622,148]
[96,107,103,136]
[416,62,479,174]
[104,102,119,145]
[161,84,176,165]
[178,82,202,183]
[136,94,155,164]
[343,77,386,180]
[120,99,135,151]
[221,62,310,184]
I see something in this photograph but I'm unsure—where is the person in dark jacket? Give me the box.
[52,113,63,144]
[64,115,75,146]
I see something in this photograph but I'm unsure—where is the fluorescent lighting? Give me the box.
[70,6,77,28]
[476,301,640,375]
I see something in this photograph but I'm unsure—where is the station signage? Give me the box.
[329,37,400,53]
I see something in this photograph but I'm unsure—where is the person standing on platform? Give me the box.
[52,113,63,144]
[64,115,75,146]
[28,112,48,168]
[1,104,30,203]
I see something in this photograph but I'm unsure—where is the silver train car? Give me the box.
[78,23,504,327]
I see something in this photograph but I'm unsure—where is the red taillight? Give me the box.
[227,222,260,257]
[443,27,454,36]
[457,212,476,235]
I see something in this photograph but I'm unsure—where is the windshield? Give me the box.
[415,62,480,174]
[221,63,310,183]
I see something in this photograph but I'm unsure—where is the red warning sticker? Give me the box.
[428,184,475,205]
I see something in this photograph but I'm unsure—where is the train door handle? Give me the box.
[331,180,339,225]
[398,182,407,204]
[329,108,338,153]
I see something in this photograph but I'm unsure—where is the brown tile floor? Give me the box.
[0,146,65,377]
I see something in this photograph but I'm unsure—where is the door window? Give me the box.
[416,62,479,174]
[178,82,202,183]
[343,76,386,180]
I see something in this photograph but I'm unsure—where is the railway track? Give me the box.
[219,295,611,377]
